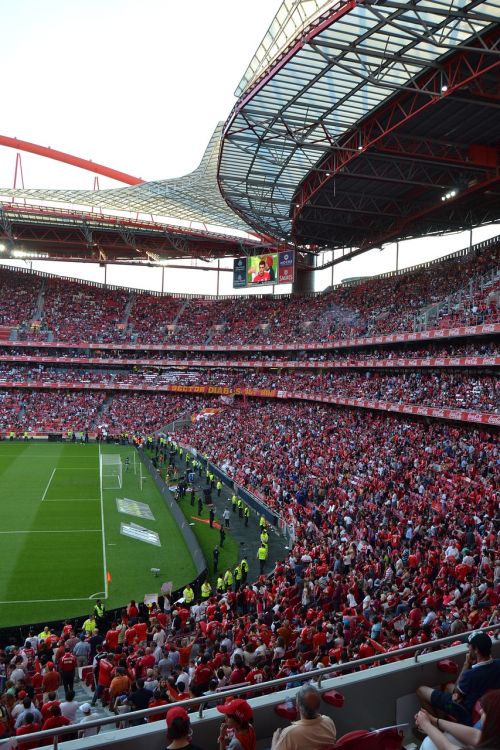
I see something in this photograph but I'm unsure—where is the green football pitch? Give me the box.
[0,442,197,627]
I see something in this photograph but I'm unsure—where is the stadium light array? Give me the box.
[441,189,458,201]
[12,250,49,259]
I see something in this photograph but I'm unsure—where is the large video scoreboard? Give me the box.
[233,250,295,289]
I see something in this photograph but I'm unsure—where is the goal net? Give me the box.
[100,453,123,490]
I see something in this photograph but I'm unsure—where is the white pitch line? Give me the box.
[53,467,97,470]
[0,529,101,534]
[98,444,108,599]
[41,468,56,502]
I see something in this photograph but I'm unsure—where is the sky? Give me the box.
[0,0,498,294]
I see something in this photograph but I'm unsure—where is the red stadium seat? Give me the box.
[274,701,298,721]
[335,727,403,750]
[437,659,459,674]
[322,689,345,708]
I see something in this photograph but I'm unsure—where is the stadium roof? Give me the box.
[2,0,499,266]
[0,124,253,237]
[218,0,500,255]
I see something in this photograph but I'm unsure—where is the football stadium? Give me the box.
[0,1,499,749]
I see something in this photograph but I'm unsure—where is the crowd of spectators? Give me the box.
[96,394,211,435]
[127,294,182,344]
[39,279,129,344]
[0,390,105,434]
[0,243,497,347]
[0,403,498,746]
[0,365,497,415]
[0,269,40,327]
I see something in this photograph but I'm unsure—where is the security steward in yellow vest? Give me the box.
[223,568,233,592]
[244,506,250,527]
[233,563,242,591]
[260,529,269,546]
[257,544,268,575]
[93,599,105,622]
[237,498,244,517]
[201,580,212,599]
[232,494,238,513]
[183,584,195,606]
[216,575,224,593]
[216,480,222,497]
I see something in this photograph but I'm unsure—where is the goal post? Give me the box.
[100,453,123,490]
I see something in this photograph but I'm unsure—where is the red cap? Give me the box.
[217,698,253,724]
[46,662,54,668]
[18,691,27,699]
[166,706,189,727]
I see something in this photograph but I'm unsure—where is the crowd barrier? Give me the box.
[1,322,498,352]
[0,353,498,369]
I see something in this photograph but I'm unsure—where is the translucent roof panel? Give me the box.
[235,0,337,97]
[219,0,500,242]
[0,125,253,237]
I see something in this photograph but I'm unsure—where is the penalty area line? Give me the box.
[41,468,56,502]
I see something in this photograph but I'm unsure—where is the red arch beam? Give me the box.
[0,135,144,185]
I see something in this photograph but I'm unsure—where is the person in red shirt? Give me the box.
[146,690,169,722]
[16,713,41,750]
[191,655,214,695]
[134,618,148,644]
[124,625,137,646]
[41,706,71,746]
[127,600,139,620]
[105,625,119,652]
[59,648,77,695]
[41,694,60,723]
[41,664,60,699]
[91,655,113,707]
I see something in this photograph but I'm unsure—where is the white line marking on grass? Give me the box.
[52,467,97,470]
[88,592,106,599]
[98,444,108,600]
[41,468,56,502]
[0,529,101,534]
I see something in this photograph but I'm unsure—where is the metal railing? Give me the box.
[5,624,499,748]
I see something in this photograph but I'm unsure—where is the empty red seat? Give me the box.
[323,689,345,708]
[437,659,459,674]
[84,669,95,688]
[274,701,298,721]
[335,728,403,750]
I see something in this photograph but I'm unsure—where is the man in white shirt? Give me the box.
[78,704,99,738]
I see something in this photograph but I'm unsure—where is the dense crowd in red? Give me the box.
[0,242,498,346]
[0,365,497,417]
[0,403,498,744]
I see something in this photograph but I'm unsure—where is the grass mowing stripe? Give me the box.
[98,443,109,600]
[0,443,197,626]
[0,529,101,534]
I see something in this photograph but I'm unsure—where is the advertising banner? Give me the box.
[233,257,247,288]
